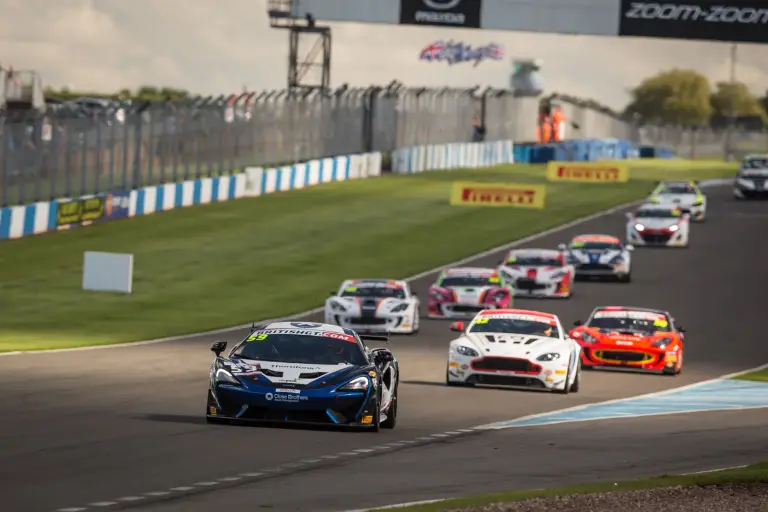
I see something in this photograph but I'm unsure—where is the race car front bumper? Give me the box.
[574,262,630,279]
[328,312,416,333]
[428,302,505,319]
[734,180,768,199]
[446,354,570,391]
[207,384,379,427]
[511,277,571,297]
[580,345,680,373]
[628,229,687,247]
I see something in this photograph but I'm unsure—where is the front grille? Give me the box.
[348,317,387,325]
[472,357,541,373]
[239,406,333,423]
[449,304,486,313]
[515,278,548,290]
[577,263,613,271]
[468,374,546,388]
[751,179,766,188]
[594,350,656,363]
[640,233,671,244]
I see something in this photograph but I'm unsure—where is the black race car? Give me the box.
[206,321,399,431]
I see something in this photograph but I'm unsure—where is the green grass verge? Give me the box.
[732,368,768,382]
[0,160,736,352]
[373,460,768,512]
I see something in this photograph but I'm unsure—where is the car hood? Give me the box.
[653,193,699,206]
[221,357,360,386]
[500,265,567,282]
[741,170,768,178]
[568,249,623,264]
[457,332,568,358]
[631,217,680,230]
[329,296,408,314]
[586,329,674,348]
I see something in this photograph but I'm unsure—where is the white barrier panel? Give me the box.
[243,152,382,197]
[82,251,134,294]
[391,140,515,174]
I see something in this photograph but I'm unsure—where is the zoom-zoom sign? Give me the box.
[620,1,768,43]
[400,0,482,28]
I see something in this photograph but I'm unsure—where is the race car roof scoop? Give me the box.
[485,335,496,342]
[299,371,326,379]
[260,368,284,377]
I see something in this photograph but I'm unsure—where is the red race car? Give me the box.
[569,306,685,375]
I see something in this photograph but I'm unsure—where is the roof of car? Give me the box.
[593,306,668,316]
[254,321,350,334]
[341,279,406,287]
[571,234,620,244]
[443,267,497,276]
[507,248,561,257]
[479,308,558,320]
[636,202,680,211]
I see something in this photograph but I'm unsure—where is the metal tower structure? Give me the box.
[267,0,331,95]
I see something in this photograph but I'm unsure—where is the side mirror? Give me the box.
[450,321,465,332]
[625,244,634,252]
[329,291,336,296]
[677,325,686,333]
[211,341,227,356]
[573,320,583,326]
[375,350,395,363]
[557,243,567,251]
[411,291,417,297]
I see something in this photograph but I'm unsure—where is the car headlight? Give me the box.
[215,368,242,386]
[668,225,679,232]
[634,223,645,232]
[536,352,560,362]
[652,337,674,349]
[430,290,450,301]
[390,303,409,313]
[737,178,756,188]
[456,345,479,357]
[330,301,347,312]
[581,332,597,343]
[338,375,369,391]
[693,198,703,206]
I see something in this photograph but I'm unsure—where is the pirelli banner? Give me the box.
[450,181,546,208]
[546,161,630,183]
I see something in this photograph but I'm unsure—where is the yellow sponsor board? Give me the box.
[449,181,546,209]
[546,161,630,183]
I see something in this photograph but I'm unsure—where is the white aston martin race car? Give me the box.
[647,181,706,221]
[559,234,633,282]
[446,308,582,393]
[626,203,690,248]
[497,248,575,298]
[325,279,420,334]
[734,154,768,200]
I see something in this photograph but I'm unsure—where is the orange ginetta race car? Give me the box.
[569,306,685,375]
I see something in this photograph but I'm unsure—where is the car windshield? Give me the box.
[506,256,561,266]
[660,184,696,194]
[743,158,768,169]
[440,276,498,287]
[588,311,671,334]
[233,331,368,366]
[636,209,679,219]
[570,241,621,251]
[469,318,561,338]
[341,285,405,299]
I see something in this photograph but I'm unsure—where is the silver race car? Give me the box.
[734,154,768,200]
[325,279,420,334]
[559,234,633,282]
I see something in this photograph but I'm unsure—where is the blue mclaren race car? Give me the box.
[206,321,399,431]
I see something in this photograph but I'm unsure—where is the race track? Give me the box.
[2,185,767,512]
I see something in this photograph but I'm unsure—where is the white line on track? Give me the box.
[680,464,749,475]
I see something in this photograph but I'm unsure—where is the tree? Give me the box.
[710,82,767,120]
[760,90,768,117]
[624,69,712,126]
[43,85,193,102]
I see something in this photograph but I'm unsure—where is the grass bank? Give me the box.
[0,160,736,352]
[374,460,768,512]
[732,368,768,382]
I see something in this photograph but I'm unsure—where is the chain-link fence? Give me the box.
[2,85,763,207]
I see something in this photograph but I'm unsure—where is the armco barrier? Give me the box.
[391,140,515,173]
[0,152,383,241]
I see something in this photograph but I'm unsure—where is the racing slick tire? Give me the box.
[381,385,398,429]
[555,356,580,394]
[367,398,382,432]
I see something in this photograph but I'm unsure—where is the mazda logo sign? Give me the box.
[423,0,461,9]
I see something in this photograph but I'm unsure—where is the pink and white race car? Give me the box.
[497,249,575,298]
[427,267,514,319]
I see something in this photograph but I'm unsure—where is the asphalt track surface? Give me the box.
[2,185,767,512]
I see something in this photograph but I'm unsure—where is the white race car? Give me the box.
[446,308,582,393]
[626,203,690,248]
[325,279,420,334]
[559,234,633,282]
[647,181,706,221]
[734,154,768,200]
[497,248,575,298]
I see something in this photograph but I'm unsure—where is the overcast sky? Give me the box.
[1,0,766,109]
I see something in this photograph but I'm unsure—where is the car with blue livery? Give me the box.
[559,234,633,282]
[206,321,398,431]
